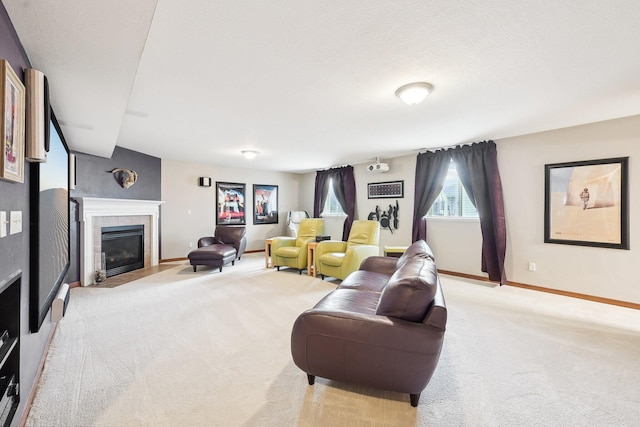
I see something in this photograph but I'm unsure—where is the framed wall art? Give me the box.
[216,181,246,225]
[544,157,629,249]
[1,59,26,183]
[253,184,278,225]
[367,180,404,199]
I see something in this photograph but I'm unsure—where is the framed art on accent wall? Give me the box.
[216,182,246,225]
[253,184,278,225]
[544,157,629,249]
[1,59,26,183]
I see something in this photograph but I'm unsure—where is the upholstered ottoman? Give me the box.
[188,244,237,272]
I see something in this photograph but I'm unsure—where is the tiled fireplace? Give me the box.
[76,197,164,286]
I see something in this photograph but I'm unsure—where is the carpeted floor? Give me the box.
[26,253,640,426]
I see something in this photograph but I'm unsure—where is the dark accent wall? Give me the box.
[71,146,161,200]
[0,4,45,427]
[0,6,161,423]
[67,147,161,282]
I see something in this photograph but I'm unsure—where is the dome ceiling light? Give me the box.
[395,82,434,105]
[241,150,259,159]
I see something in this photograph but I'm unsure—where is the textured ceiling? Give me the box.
[4,0,640,173]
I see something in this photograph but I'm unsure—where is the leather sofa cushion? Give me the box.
[395,240,434,270]
[376,257,437,322]
[313,288,380,316]
[339,270,390,293]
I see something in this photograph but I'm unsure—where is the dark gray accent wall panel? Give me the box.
[71,146,161,200]
[0,4,51,427]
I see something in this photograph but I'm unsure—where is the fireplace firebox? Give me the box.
[101,225,145,277]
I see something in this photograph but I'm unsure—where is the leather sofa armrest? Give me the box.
[359,256,397,276]
[424,278,447,331]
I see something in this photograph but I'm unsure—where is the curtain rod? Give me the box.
[419,140,493,153]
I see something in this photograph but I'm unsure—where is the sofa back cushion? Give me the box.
[395,239,434,270]
[376,257,438,322]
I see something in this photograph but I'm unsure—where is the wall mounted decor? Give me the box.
[367,180,404,199]
[544,157,629,249]
[108,168,138,189]
[1,59,26,183]
[368,200,399,233]
[253,184,278,225]
[216,181,246,225]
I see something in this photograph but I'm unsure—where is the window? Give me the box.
[321,179,345,215]
[428,161,478,218]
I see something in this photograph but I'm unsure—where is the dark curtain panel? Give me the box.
[313,169,331,218]
[313,166,356,240]
[412,149,451,242]
[330,166,356,240]
[450,141,507,284]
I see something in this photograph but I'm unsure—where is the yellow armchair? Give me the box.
[272,218,324,274]
[316,220,380,280]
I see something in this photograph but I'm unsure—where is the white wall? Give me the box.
[297,114,640,304]
[426,217,483,274]
[161,159,304,259]
[353,155,416,251]
[498,115,640,303]
[162,114,639,304]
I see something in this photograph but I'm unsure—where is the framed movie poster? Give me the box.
[216,182,246,225]
[544,157,629,249]
[253,184,278,225]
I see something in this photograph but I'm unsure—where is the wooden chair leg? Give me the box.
[193,266,197,272]
[410,393,420,407]
[307,374,315,385]
[219,266,223,272]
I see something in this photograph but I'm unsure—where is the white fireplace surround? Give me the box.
[76,197,164,286]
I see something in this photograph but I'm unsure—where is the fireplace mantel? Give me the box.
[75,197,164,286]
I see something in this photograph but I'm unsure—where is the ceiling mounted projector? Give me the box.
[367,158,389,172]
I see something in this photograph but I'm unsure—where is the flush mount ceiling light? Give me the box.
[395,82,434,105]
[241,150,259,159]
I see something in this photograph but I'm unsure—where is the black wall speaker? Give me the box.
[198,177,212,187]
[25,68,50,162]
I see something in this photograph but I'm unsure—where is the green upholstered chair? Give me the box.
[316,220,380,280]
[272,218,324,274]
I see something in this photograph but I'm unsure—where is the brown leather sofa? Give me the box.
[188,226,247,272]
[291,240,446,407]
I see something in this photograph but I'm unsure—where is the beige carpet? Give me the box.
[26,253,640,426]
